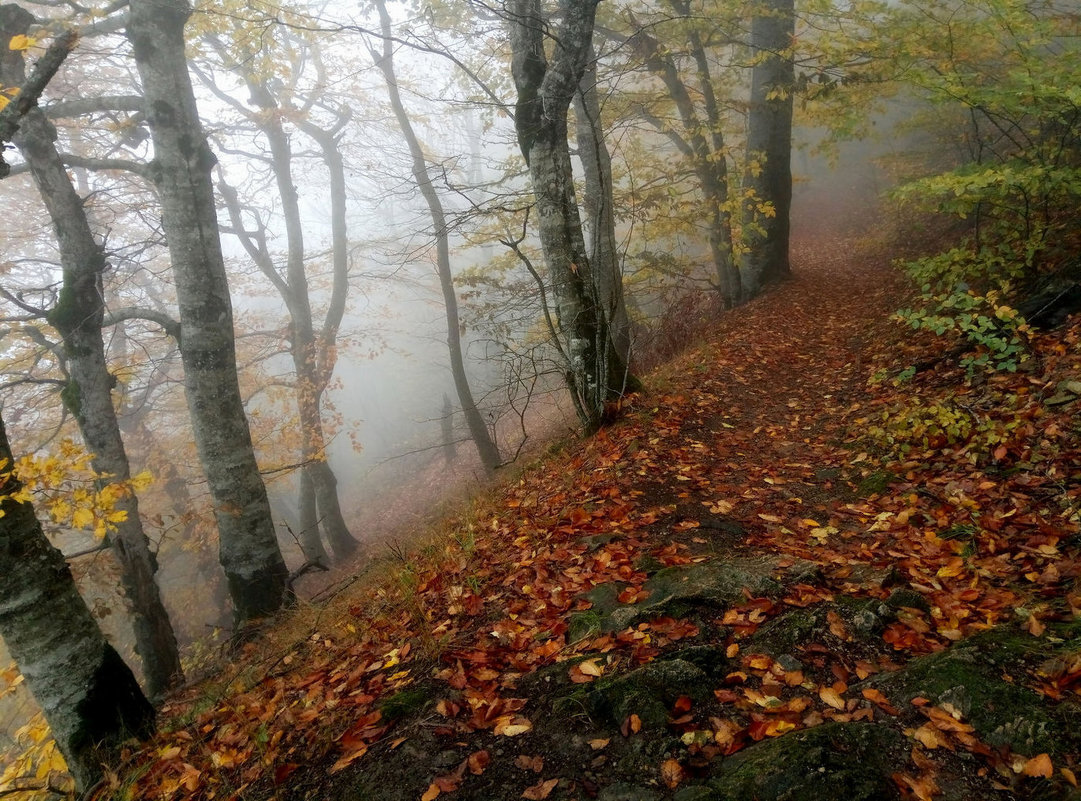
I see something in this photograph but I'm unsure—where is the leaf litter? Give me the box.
[96,234,1080,800]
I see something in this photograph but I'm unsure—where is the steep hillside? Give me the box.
[97,233,1081,801]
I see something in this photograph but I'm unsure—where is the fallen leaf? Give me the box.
[660,758,684,789]
[521,777,559,800]
[468,750,491,775]
[515,755,544,773]
[421,783,441,801]
[1022,753,1053,778]
[588,738,610,750]
[819,686,846,710]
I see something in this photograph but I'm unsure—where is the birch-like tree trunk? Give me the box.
[0,413,154,792]
[510,0,636,431]
[573,46,635,370]
[741,0,795,299]
[127,0,288,623]
[0,3,181,698]
[372,0,502,472]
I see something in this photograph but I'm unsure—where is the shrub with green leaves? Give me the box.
[895,289,1031,374]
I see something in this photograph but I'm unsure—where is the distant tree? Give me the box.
[509,0,637,431]
[0,3,182,699]
[197,50,360,563]
[371,0,503,473]
[740,0,795,298]
[127,0,289,624]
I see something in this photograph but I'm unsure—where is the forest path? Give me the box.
[113,233,1080,801]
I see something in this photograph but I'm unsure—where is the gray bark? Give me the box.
[242,79,358,561]
[0,3,181,699]
[620,21,741,306]
[0,412,154,792]
[573,46,634,368]
[126,0,288,623]
[510,0,636,431]
[372,0,502,472]
[741,0,795,298]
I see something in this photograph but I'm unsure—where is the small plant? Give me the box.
[895,289,1031,374]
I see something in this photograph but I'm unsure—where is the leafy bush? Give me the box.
[895,289,1031,374]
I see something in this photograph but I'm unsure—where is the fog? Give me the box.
[0,0,921,767]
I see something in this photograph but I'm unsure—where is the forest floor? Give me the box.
[102,232,1081,801]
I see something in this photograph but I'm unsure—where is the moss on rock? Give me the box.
[707,722,907,801]
[587,659,709,729]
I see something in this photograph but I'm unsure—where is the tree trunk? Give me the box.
[624,25,741,306]
[245,80,359,560]
[297,468,328,566]
[0,2,181,700]
[510,0,636,431]
[372,0,503,472]
[740,0,795,299]
[573,46,636,373]
[0,413,154,792]
[127,0,288,624]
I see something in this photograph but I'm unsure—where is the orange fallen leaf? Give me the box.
[467,750,491,775]
[521,777,559,800]
[819,686,846,710]
[515,755,544,773]
[660,758,684,789]
[589,738,610,750]
[1022,753,1053,778]
[421,783,441,801]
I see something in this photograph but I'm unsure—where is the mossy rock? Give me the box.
[587,659,709,729]
[706,722,907,801]
[643,558,786,609]
[578,557,801,635]
[597,784,662,801]
[868,625,1081,757]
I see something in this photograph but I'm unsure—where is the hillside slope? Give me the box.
[101,233,1081,801]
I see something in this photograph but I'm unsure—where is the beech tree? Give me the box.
[0,3,182,699]
[509,0,637,431]
[0,29,154,792]
[195,42,360,564]
[371,0,503,473]
[127,0,289,623]
[740,0,795,298]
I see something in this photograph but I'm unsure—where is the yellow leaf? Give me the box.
[577,658,603,677]
[9,35,36,51]
[818,686,846,710]
[71,507,94,529]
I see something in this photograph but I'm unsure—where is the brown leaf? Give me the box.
[515,755,544,773]
[521,778,559,800]
[468,750,491,775]
[660,758,684,789]
[1022,753,1053,778]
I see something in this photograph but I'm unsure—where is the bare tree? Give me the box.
[371,0,503,472]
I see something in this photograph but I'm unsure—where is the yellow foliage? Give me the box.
[0,440,154,538]
[0,712,72,800]
[7,35,36,51]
